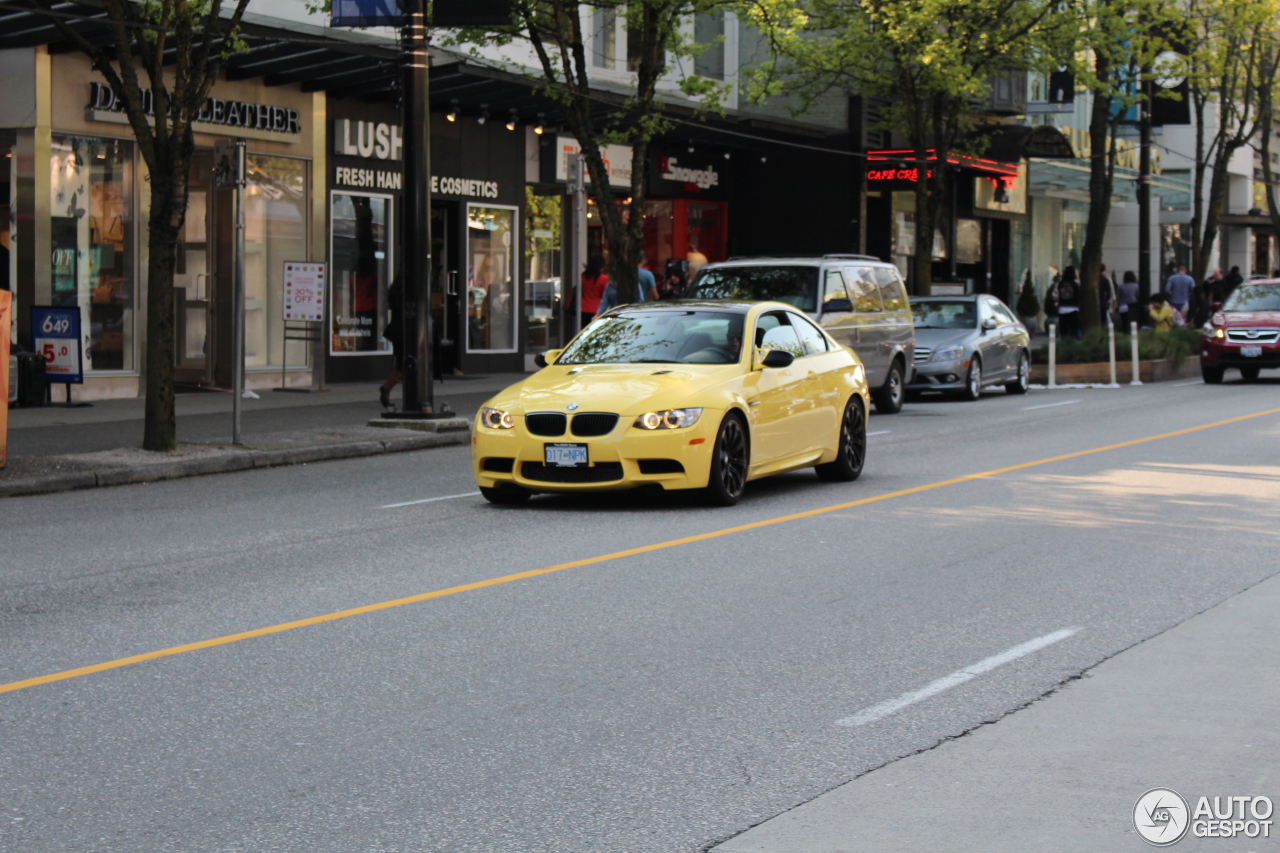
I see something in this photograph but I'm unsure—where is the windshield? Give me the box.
[685,265,819,313]
[1222,284,1280,312]
[557,311,745,365]
[909,300,977,329]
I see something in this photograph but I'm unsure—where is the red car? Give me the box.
[1200,279,1280,383]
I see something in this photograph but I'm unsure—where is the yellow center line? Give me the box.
[4,405,1279,696]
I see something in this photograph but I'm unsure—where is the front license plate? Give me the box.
[1241,345,1263,357]
[545,443,588,467]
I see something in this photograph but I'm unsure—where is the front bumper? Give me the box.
[906,357,967,391]
[1200,339,1280,368]
[472,410,724,492]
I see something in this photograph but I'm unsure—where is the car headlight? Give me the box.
[933,346,964,361]
[480,407,515,429]
[634,408,703,430]
[1201,323,1224,339]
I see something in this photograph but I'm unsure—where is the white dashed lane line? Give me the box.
[1022,399,1081,411]
[380,491,481,509]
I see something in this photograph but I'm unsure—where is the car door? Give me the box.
[741,310,808,466]
[786,310,844,449]
[872,266,914,380]
[991,300,1028,374]
[975,298,1009,377]
[820,265,885,386]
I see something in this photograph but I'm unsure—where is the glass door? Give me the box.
[175,150,215,384]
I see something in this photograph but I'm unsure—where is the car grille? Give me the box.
[914,348,932,364]
[521,462,624,483]
[525,412,567,436]
[1226,328,1280,344]
[570,413,619,437]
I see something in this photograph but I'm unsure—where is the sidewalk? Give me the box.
[713,572,1280,853]
[1,375,523,498]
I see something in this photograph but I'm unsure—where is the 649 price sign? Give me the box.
[32,306,84,384]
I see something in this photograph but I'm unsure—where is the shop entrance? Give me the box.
[431,202,462,376]
[174,150,218,385]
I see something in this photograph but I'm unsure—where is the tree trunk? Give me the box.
[1079,51,1114,332]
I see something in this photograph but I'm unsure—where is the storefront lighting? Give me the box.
[534,114,545,135]
[723,151,731,160]
[687,140,695,153]
[759,155,767,164]
[477,104,489,125]
[505,109,518,131]
[447,100,459,122]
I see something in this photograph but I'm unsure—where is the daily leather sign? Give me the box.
[86,83,301,139]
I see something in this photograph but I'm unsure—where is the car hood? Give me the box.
[913,328,976,351]
[486,363,737,415]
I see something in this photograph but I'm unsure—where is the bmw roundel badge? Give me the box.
[567,403,580,411]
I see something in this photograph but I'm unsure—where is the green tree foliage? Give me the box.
[30,0,251,450]
[746,0,1068,291]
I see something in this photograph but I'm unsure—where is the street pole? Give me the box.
[399,0,434,415]
[232,139,246,445]
[1138,80,1153,305]
[568,153,586,333]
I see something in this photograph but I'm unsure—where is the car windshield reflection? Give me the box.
[1222,284,1280,312]
[685,266,820,313]
[909,300,977,329]
[558,310,745,365]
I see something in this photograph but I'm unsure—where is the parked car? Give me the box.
[906,295,1031,399]
[1200,279,1280,383]
[684,255,915,413]
[473,301,869,506]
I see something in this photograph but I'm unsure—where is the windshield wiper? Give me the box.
[630,358,677,363]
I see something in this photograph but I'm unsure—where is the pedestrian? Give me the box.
[1218,265,1244,302]
[1056,265,1083,339]
[1189,278,1215,328]
[1148,292,1175,333]
[579,255,609,326]
[1043,264,1060,331]
[1117,270,1139,330]
[661,258,688,299]
[637,249,659,303]
[1164,264,1195,314]
[379,273,404,409]
[1099,263,1116,326]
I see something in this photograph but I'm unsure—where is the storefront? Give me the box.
[642,148,730,275]
[1,46,324,400]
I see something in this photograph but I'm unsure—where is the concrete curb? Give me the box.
[0,430,470,499]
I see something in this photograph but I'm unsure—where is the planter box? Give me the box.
[1031,357,1200,385]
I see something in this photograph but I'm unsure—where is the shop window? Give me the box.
[467,204,518,352]
[330,192,392,355]
[244,154,309,367]
[593,7,618,69]
[49,135,135,371]
[525,187,564,353]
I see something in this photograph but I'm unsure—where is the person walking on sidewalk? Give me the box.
[1056,265,1083,339]
[579,255,609,326]
[379,274,404,410]
[1117,270,1139,329]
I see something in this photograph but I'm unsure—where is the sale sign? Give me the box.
[284,262,325,322]
[31,306,83,384]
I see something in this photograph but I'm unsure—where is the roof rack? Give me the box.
[822,254,883,261]
[723,253,888,262]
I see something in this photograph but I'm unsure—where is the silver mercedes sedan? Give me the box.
[906,295,1031,399]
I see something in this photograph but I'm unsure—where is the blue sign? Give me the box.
[31,306,84,385]
[332,0,400,27]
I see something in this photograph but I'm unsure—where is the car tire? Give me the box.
[480,484,532,505]
[704,414,749,507]
[960,356,983,401]
[1005,351,1030,394]
[1202,365,1225,384]
[871,359,905,414]
[1240,366,1261,381]
[816,396,866,482]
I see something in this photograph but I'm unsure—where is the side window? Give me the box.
[873,267,908,312]
[844,267,883,313]
[992,302,1018,325]
[823,269,850,311]
[788,312,830,355]
[755,311,804,357]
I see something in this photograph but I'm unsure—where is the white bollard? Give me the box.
[1129,320,1142,385]
[1108,319,1117,386]
[1048,323,1057,389]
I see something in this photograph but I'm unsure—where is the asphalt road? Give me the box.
[2,376,1278,852]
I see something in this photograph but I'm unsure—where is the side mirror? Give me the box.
[981,318,998,332]
[535,349,563,368]
[1211,301,1223,311]
[823,298,853,313]
[759,348,795,369]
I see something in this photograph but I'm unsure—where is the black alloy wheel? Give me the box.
[816,396,866,482]
[1202,365,1225,384]
[1240,366,1261,381]
[1005,351,1030,394]
[704,415,749,506]
[872,360,905,414]
[480,484,532,505]
[961,355,983,401]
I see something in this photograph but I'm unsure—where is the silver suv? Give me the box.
[685,255,915,413]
